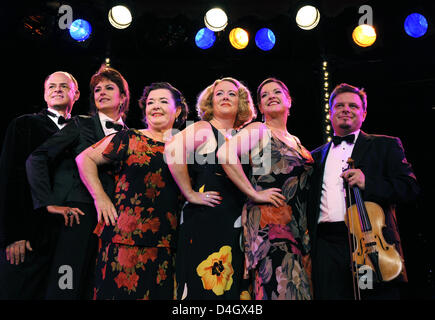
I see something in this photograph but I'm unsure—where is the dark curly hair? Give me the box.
[138,82,189,129]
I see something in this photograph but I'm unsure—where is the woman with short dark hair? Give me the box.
[76,82,188,299]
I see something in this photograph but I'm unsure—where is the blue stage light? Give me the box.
[195,28,216,49]
[255,28,276,51]
[404,13,428,38]
[69,19,92,41]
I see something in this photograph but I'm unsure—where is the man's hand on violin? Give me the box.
[341,168,365,190]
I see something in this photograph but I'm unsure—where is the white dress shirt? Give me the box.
[318,130,360,223]
[46,107,71,130]
[98,112,125,137]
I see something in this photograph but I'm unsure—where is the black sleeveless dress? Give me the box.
[175,123,249,300]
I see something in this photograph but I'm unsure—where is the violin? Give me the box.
[344,158,402,299]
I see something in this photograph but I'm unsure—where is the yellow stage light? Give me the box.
[352,24,377,47]
[229,28,249,49]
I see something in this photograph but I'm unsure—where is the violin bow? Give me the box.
[344,158,361,300]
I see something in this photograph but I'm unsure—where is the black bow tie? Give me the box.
[57,116,70,125]
[46,110,70,125]
[332,134,355,146]
[105,121,124,132]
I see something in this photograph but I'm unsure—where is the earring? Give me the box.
[261,113,265,122]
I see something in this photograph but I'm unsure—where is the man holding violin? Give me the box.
[307,83,420,299]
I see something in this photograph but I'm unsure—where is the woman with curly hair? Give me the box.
[165,77,256,300]
[76,82,188,299]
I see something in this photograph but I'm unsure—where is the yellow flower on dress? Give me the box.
[196,245,234,296]
[240,290,251,300]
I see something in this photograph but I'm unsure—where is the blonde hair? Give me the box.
[196,77,256,129]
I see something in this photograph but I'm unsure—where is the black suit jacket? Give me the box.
[26,113,118,211]
[0,110,60,248]
[307,131,420,281]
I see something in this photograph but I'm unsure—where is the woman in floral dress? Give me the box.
[76,82,188,299]
[218,78,313,299]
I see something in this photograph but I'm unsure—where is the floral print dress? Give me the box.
[92,129,182,300]
[243,129,314,300]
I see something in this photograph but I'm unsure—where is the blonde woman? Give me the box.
[165,77,256,299]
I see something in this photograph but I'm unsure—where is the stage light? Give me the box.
[404,13,428,38]
[108,5,132,29]
[195,27,216,49]
[352,24,377,47]
[229,28,249,49]
[255,28,276,51]
[69,19,92,41]
[204,8,228,32]
[296,5,320,30]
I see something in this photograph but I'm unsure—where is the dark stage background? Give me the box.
[0,0,434,299]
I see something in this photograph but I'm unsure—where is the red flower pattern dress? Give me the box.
[93,129,181,300]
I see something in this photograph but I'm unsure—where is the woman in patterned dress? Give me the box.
[218,78,314,299]
[164,77,256,299]
[76,82,188,299]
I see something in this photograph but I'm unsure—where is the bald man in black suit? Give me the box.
[0,71,80,299]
